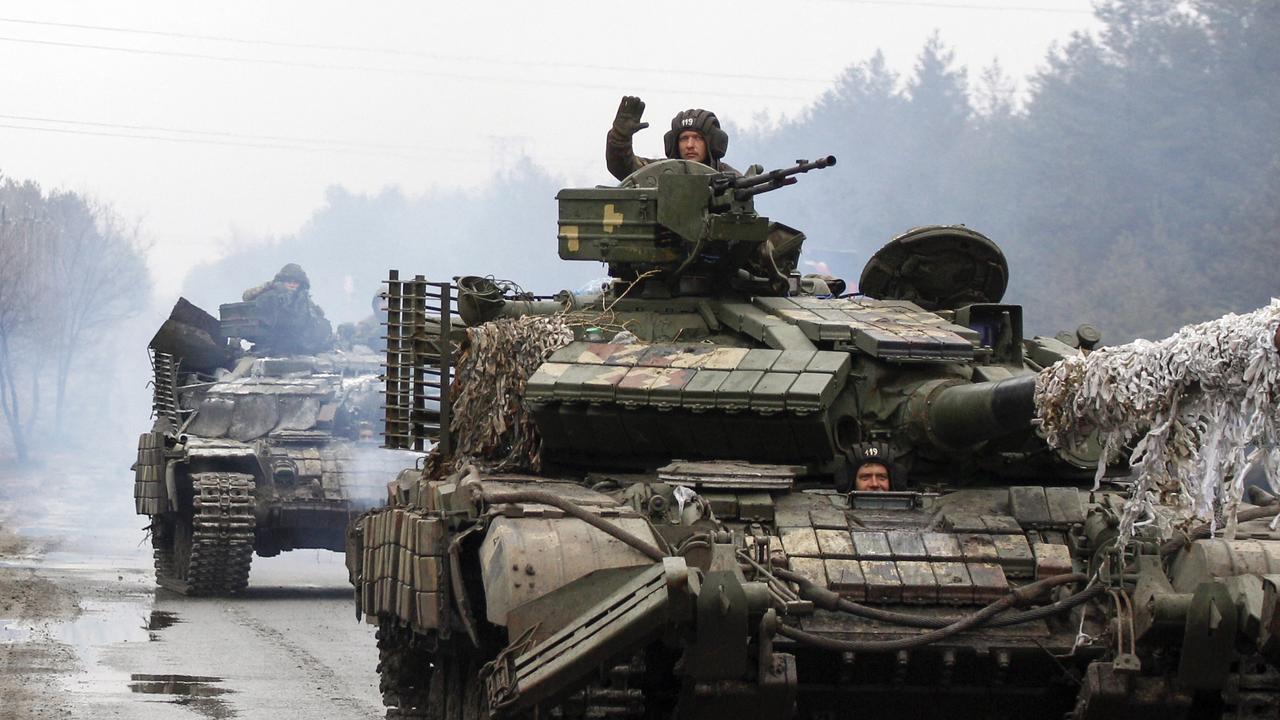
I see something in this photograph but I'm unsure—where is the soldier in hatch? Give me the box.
[242,263,333,355]
[855,459,892,492]
[851,447,894,492]
[606,95,740,181]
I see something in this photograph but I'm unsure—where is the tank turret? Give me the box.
[557,156,834,295]
[349,156,1280,720]
[434,159,1091,483]
[134,297,412,596]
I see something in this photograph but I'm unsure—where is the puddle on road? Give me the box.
[52,597,170,698]
[52,601,236,717]
[1,619,30,642]
[130,673,228,695]
[130,674,235,719]
[53,599,153,648]
[4,597,177,646]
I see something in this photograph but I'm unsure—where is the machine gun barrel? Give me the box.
[726,155,837,201]
[916,374,1038,449]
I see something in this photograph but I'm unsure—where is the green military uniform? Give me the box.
[243,264,333,355]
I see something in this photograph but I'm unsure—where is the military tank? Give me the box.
[133,297,413,596]
[349,158,1280,719]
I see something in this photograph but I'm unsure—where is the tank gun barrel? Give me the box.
[711,155,837,201]
[912,374,1037,449]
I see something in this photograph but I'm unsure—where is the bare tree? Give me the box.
[41,192,151,430]
[0,178,51,462]
[0,176,151,462]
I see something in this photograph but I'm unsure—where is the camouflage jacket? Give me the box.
[242,282,273,302]
[245,284,333,355]
[605,130,739,182]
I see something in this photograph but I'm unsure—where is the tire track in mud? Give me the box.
[225,605,383,718]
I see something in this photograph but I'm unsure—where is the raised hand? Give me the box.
[612,95,649,137]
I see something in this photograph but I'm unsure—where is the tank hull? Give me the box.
[348,162,1280,717]
[135,300,414,596]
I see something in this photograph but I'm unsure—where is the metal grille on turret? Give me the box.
[382,271,455,454]
[149,349,180,425]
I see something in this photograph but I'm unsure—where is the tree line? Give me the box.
[739,0,1280,342]
[191,1,1277,346]
[5,1,1271,463]
[0,178,151,462]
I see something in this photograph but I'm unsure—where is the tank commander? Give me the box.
[606,95,739,181]
[241,263,333,354]
[852,448,893,492]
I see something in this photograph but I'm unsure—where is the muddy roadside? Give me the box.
[0,451,385,720]
[0,452,144,720]
[0,510,82,719]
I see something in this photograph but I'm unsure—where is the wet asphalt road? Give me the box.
[1,458,384,720]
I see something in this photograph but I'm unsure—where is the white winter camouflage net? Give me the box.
[1035,299,1280,546]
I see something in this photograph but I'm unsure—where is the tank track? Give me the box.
[376,621,433,719]
[378,633,483,720]
[424,646,483,720]
[154,472,256,596]
[152,533,177,580]
[376,623,644,720]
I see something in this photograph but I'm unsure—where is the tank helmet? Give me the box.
[852,445,890,473]
[274,263,310,290]
[663,109,729,163]
[849,442,902,490]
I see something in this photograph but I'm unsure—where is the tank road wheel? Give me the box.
[153,472,256,596]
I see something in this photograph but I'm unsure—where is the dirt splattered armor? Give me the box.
[133,290,411,596]
[350,156,1280,719]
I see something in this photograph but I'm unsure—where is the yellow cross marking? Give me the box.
[602,204,624,233]
[562,225,580,252]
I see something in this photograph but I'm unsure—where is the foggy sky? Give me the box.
[0,0,1098,299]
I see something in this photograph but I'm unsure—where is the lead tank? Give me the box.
[349,158,1280,718]
[133,298,413,595]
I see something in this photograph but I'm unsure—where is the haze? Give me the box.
[1,0,1098,297]
[4,0,1277,471]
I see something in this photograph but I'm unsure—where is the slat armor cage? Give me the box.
[382,271,455,454]
[149,349,181,426]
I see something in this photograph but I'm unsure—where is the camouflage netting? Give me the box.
[446,315,573,473]
[1035,298,1280,546]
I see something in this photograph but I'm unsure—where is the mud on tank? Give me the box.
[350,158,1280,719]
[133,297,416,596]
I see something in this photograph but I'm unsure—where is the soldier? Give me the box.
[241,263,333,354]
[851,446,894,492]
[854,460,892,492]
[243,262,310,301]
[606,95,739,181]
